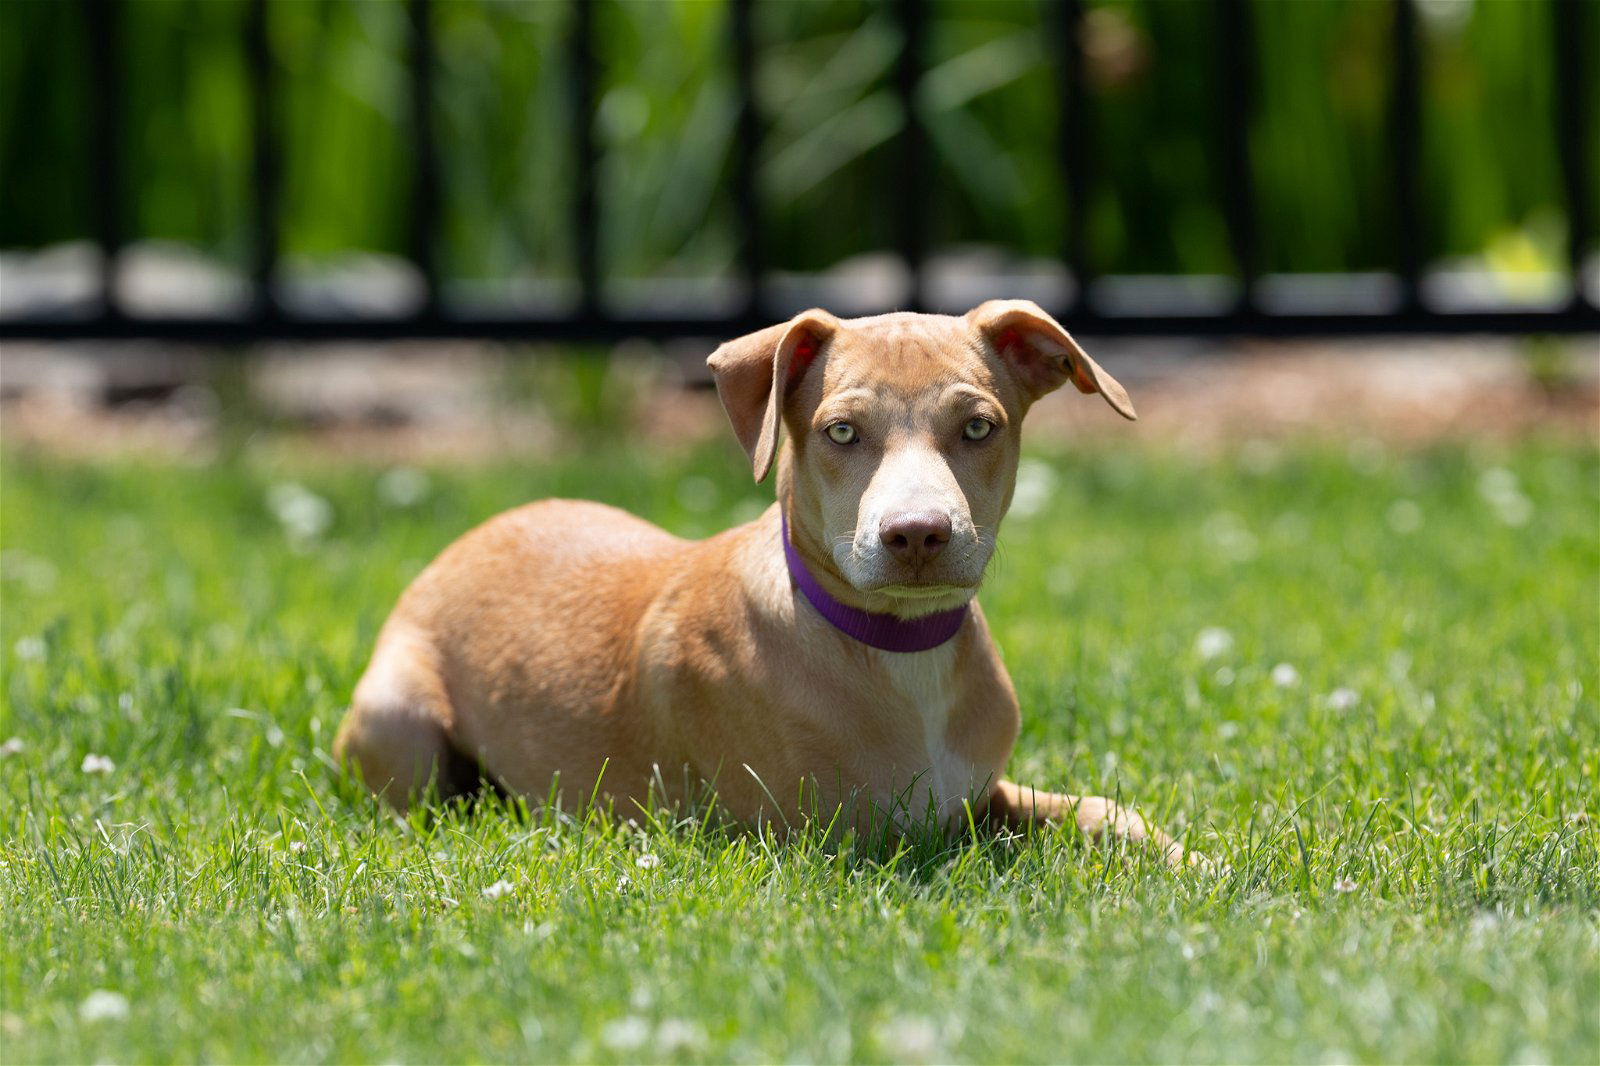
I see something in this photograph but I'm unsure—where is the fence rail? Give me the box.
[1,0,1595,344]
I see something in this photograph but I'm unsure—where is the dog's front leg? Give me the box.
[987,779,1208,870]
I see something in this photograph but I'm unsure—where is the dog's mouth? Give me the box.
[834,530,993,602]
[875,582,973,599]
[866,579,978,618]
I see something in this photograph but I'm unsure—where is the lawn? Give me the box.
[1,431,1596,1063]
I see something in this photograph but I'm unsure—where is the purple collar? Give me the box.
[781,514,968,653]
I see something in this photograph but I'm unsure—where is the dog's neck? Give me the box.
[779,513,968,653]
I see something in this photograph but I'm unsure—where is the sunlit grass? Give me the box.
[1,436,1596,1063]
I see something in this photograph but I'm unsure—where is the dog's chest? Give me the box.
[874,647,988,824]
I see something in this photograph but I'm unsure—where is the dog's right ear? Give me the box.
[706,309,839,482]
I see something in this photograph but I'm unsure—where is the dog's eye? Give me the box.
[962,417,994,441]
[826,422,858,445]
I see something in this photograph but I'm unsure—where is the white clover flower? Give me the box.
[1008,459,1057,521]
[12,637,45,662]
[1194,627,1234,660]
[1477,467,1534,527]
[1493,494,1533,527]
[656,1019,706,1053]
[875,1014,940,1059]
[1386,499,1423,534]
[1333,878,1359,894]
[378,466,431,508]
[482,880,514,900]
[1202,511,1258,562]
[79,990,129,1022]
[81,753,115,775]
[634,853,661,870]
[0,737,23,758]
[1477,466,1519,501]
[600,1016,650,1052]
[1270,663,1300,688]
[266,482,334,545]
[1326,688,1360,711]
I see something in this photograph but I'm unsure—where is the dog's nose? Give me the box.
[879,510,952,565]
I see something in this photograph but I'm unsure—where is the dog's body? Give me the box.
[335,302,1201,866]
[350,500,1015,830]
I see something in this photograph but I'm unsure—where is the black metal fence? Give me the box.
[2,0,1596,344]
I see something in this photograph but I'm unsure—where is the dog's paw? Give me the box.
[1184,850,1230,877]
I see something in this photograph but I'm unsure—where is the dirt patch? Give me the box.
[2,336,1594,464]
[1027,338,1598,452]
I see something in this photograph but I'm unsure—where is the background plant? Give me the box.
[1,0,1589,283]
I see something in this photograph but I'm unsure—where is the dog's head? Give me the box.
[708,300,1135,615]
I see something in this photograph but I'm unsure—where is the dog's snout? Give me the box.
[878,510,952,565]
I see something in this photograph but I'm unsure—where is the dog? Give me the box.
[333,300,1205,868]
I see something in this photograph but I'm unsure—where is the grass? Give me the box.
[1,431,1596,1063]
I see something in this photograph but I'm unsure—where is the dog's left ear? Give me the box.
[707,308,841,482]
[967,299,1136,420]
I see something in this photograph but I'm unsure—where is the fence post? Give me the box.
[408,0,442,319]
[893,0,928,311]
[1553,0,1593,311]
[83,0,123,319]
[570,0,600,318]
[1388,0,1423,314]
[246,0,280,319]
[1218,0,1259,314]
[1053,0,1093,318]
[730,0,763,321]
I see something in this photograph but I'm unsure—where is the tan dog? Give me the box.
[334,300,1204,867]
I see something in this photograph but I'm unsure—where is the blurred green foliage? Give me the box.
[0,0,1592,279]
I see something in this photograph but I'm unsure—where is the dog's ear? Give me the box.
[967,299,1136,420]
[706,309,840,482]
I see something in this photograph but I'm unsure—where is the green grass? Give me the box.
[2,434,1596,1063]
